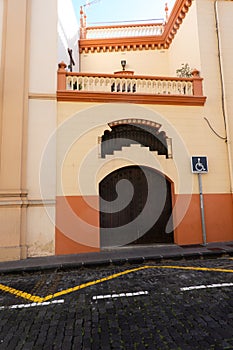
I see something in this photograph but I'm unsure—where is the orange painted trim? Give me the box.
[162,0,192,47]
[114,70,134,75]
[57,90,206,106]
[174,193,233,245]
[204,194,233,243]
[79,35,165,53]
[55,192,233,255]
[55,195,100,255]
[79,0,192,53]
[55,231,100,255]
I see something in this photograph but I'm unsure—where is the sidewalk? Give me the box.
[0,241,233,274]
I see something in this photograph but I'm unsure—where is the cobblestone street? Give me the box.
[0,257,233,349]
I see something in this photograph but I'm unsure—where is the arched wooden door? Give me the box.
[99,166,173,248]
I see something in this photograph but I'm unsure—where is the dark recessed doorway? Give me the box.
[99,165,174,248]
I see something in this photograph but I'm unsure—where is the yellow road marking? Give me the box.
[0,284,44,303]
[1,264,233,303]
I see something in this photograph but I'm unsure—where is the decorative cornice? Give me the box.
[163,0,193,48]
[79,0,193,53]
[57,90,206,106]
[79,36,165,53]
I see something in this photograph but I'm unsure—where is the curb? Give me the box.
[0,248,232,274]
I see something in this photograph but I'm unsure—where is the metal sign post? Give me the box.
[191,156,208,246]
[198,173,207,245]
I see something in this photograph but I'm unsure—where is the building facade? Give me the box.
[0,0,232,261]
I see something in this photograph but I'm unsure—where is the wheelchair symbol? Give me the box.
[195,158,206,172]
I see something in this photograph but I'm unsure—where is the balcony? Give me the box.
[79,0,193,53]
[57,62,206,106]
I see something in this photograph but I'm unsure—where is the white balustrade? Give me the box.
[86,25,164,39]
[66,75,194,96]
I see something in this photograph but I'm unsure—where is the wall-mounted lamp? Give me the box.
[121,60,126,71]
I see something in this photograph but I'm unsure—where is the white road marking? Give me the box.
[180,282,233,291]
[92,291,148,300]
[0,299,64,310]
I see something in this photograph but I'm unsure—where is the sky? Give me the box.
[72,0,176,26]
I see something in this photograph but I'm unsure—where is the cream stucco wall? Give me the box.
[26,99,56,256]
[29,0,57,93]
[80,49,170,76]
[215,0,233,193]
[0,0,4,67]
[26,0,58,257]
[195,0,232,193]
[27,100,56,200]
[57,101,231,200]
[0,0,30,261]
[169,1,201,76]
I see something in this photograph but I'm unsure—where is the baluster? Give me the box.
[82,77,86,91]
[115,79,120,92]
[150,80,155,94]
[139,80,143,93]
[88,77,93,91]
[126,79,131,93]
[143,80,147,93]
[72,77,77,90]
[105,78,109,92]
[152,81,157,94]
[110,78,115,92]
[147,80,151,93]
[187,82,193,95]
[167,81,172,94]
[104,77,107,91]
[121,79,125,93]
[83,77,87,91]
[177,82,182,95]
[99,78,103,91]
[183,82,187,95]
[170,81,175,94]
[181,82,186,95]
[157,80,162,94]
[132,80,136,93]
[94,78,98,92]
[85,76,89,91]
[66,77,72,90]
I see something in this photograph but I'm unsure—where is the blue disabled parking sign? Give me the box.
[191,156,208,173]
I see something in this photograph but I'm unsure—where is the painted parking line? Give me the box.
[0,283,44,303]
[0,264,233,303]
[181,282,233,291]
[92,291,149,300]
[0,299,64,311]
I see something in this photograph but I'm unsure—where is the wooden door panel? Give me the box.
[100,166,173,247]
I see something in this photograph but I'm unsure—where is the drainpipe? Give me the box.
[214,0,233,195]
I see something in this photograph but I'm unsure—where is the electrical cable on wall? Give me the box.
[204,117,227,141]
